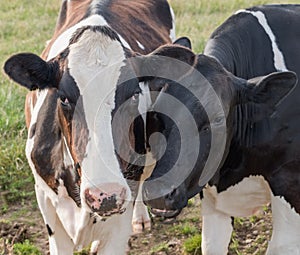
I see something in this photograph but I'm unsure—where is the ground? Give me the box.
[0,197,272,255]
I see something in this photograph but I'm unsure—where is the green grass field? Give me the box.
[0,0,298,253]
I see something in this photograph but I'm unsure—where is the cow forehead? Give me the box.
[67,27,126,92]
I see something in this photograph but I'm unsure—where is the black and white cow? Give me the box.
[4,0,175,254]
[133,5,300,255]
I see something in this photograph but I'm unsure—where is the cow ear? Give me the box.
[242,71,297,107]
[173,37,192,49]
[4,53,58,90]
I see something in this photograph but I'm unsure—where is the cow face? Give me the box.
[136,43,297,217]
[4,26,144,218]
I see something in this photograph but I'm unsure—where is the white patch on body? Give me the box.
[235,9,287,71]
[266,195,300,255]
[136,40,145,50]
[201,175,271,255]
[209,175,271,217]
[67,28,131,210]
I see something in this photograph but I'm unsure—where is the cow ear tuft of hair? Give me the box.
[4,53,58,91]
[247,71,297,107]
[173,37,192,49]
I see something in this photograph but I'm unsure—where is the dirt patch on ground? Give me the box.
[0,197,272,255]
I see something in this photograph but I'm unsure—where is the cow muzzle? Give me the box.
[142,181,187,218]
[84,183,128,217]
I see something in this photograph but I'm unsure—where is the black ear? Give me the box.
[244,71,297,107]
[173,37,192,49]
[4,53,59,90]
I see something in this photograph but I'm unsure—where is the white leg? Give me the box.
[35,184,74,255]
[132,184,151,234]
[201,187,233,255]
[132,153,154,233]
[97,203,133,255]
[266,195,300,255]
[48,217,74,255]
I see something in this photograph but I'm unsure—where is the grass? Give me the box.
[13,240,42,255]
[0,0,298,254]
[0,0,60,209]
[183,234,202,254]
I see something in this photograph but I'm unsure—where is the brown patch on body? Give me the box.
[101,0,173,54]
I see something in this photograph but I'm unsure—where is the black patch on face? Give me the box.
[46,224,54,236]
[58,69,80,105]
[69,25,121,46]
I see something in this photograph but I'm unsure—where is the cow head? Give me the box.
[133,40,297,217]
[4,25,145,218]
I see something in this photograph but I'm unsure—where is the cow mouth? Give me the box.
[150,208,181,218]
[97,207,126,218]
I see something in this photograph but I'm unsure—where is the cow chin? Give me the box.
[142,181,188,218]
[150,208,182,218]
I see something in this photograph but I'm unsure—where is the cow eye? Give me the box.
[59,94,70,107]
[200,125,210,133]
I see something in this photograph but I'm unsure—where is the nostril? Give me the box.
[165,188,177,201]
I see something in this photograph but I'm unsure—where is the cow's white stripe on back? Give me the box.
[67,28,131,206]
[236,10,287,71]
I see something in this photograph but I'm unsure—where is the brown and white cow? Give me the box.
[4,0,175,254]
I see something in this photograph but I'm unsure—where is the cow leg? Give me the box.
[266,163,300,254]
[132,153,154,233]
[266,195,300,255]
[96,203,134,255]
[34,184,74,255]
[201,188,233,255]
[132,183,151,234]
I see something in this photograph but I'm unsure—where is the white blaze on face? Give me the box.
[67,28,131,205]
[138,82,152,124]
